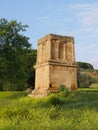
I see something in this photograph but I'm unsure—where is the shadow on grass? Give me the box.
[40,89,98,110]
[59,89,98,110]
[1,89,98,110]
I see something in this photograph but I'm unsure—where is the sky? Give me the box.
[0,0,98,69]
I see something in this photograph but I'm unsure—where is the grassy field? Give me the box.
[0,88,98,130]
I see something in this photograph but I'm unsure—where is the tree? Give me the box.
[77,71,92,88]
[77,62,94,72]
[0,18,32,90]
[24,49,37,89]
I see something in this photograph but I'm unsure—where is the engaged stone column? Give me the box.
[42,43,46,62]
[64,42,67,61]
[37,43,42,64]
[47,38,52,60]
[71,41,75,62]
[56,40,59,60]
[59,43,65,60]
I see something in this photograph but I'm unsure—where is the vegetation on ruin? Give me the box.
[0,88,98,130]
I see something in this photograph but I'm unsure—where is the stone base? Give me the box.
[28,88,50,98]
[28,86,61,97]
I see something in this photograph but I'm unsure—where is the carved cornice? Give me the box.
[38,34,74,45]
[35,60,77,69]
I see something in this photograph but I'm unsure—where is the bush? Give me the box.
[2,81,27,91]
[59,85,70,97]
[77,72,92,88]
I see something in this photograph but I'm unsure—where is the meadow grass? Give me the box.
[0,88,98,130]
[89,83,98,88]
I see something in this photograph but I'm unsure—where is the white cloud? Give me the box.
[69,3,98,27]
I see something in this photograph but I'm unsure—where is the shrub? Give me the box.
[59,85,70,97]
[77,72,92,88]
[59,85,66,92]
[2,81,27,91]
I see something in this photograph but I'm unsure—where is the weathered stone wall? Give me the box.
[49,64,77,90]
[29,34,77,97]
[35,64,49,89]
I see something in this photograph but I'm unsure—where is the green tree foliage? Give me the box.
[77,62,94,72]
[77,71,92,88]
[0,18,36,91]
[24,49,37,89]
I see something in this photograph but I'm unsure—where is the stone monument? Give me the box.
[29,34,77,97]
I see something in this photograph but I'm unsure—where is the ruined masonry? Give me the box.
[29,34,77,97]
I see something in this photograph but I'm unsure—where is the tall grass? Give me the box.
[0,89,98,130]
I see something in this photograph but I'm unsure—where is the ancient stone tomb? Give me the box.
[29,34,77,97]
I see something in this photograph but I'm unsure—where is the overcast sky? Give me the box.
[0,0,98,69]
